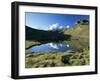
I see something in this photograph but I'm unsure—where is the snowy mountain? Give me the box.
[49,23,70,31]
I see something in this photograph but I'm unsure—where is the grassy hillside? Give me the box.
[63,20,89,50]
[64,24,89,39]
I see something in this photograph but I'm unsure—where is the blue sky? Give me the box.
[25,12,89,30]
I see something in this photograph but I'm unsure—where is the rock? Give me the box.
[61,55,70,64]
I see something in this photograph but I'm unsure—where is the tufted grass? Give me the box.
[25,48,89,68]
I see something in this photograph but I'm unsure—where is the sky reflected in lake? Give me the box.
[26,42,75,53]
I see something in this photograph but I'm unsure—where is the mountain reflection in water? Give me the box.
[26,42,75,53]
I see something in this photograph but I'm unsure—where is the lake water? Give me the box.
[26,42,75,53]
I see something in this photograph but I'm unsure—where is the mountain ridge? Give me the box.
[26,26,71,42]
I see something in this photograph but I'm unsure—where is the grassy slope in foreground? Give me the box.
[25,48,89,68]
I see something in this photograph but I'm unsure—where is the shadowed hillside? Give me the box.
[26,26,71,42]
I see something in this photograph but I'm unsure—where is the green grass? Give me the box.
[25,40,41,48]
[63,24,89,50]
[25,48,89,68]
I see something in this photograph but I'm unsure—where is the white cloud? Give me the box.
[66,25,70,28]
[49,23,70,31]
[49,23,59,30]
[66,44,70,47]
[59,26,63,30]
[48,43,59,49]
